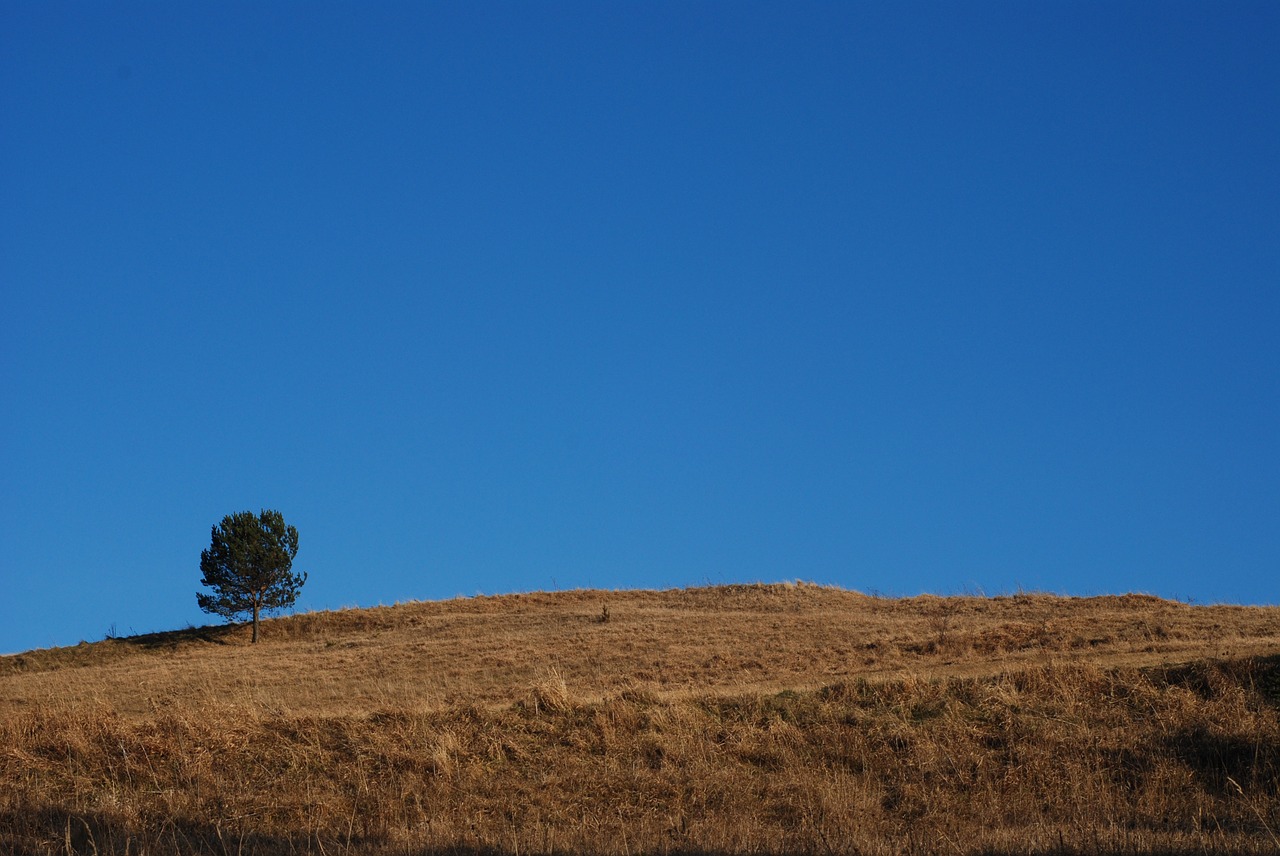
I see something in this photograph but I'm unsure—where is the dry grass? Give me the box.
[3,583,1279,854]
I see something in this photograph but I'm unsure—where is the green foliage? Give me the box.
[197,509,305,643]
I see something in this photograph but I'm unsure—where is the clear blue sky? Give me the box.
[2,2,1277,654]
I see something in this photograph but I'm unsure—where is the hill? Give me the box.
[3,583,1279,854]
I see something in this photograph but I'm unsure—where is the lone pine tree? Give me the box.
[197,509,305,643]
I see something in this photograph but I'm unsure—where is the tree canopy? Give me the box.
[197,509,305,643]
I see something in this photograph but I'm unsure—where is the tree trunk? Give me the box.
[252,601,260,644]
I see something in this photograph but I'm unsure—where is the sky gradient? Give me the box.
[2,1,1278,654]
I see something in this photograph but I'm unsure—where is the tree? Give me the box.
[197,509,305,644]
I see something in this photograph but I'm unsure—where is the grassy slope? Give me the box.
[3,583,1280,855]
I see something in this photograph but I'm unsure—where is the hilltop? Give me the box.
[3,584,1280,854]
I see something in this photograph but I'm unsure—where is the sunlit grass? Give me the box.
[3,584,1279,854]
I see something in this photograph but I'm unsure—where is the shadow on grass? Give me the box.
[117,622,239,650]
[1,808,1266,856]
[1156,654,1280,708]
[1164,726,1280,798]
[0,623,241,677]
[0,807,377,856]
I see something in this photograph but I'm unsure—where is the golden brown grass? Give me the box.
[3,583,1279,854]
